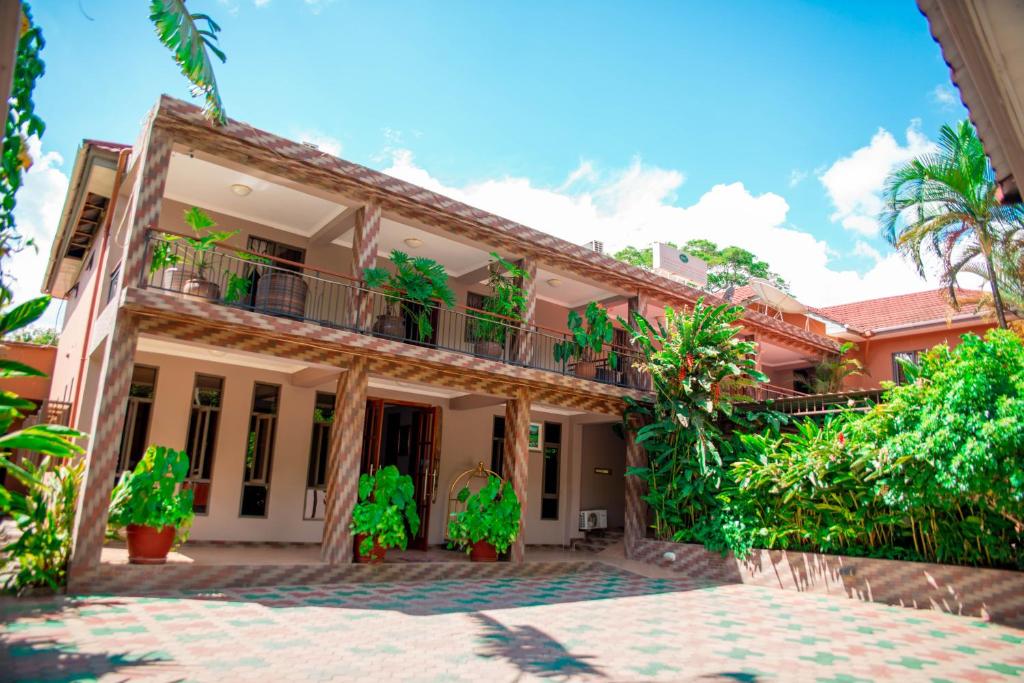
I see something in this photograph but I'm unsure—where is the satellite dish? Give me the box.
[749,278,806,315]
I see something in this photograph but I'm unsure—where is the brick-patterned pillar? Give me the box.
[68,312,140,580]
[503,387,530,562]
[321,356,369,564]
[513,258,537,365]
[350,202,381,330]
[623,414,648,559]
[623,293,649,558]
[121,126,174,289]
[68,120,173,582]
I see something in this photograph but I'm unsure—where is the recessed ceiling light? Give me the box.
[404,237,424,248]
[231,183,252,197]
[547,278,562,288]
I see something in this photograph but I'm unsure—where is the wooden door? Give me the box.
[359,400,442,551]
[410,406,442,550]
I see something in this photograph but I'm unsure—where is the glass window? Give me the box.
[304,392,334,520]
[891,350,923,385]
[240,383,279,517]
[185,375,223,514]
[117,365,158,473]
[490,416,505,478]
[540,422,561,520]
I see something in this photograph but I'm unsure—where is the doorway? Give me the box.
[361,399,442,550]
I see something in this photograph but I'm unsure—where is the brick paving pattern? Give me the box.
[2,567,1023,682]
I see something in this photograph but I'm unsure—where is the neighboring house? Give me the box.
[816,289,996,389]
[919,0,1024,204]
[43,96,838,585]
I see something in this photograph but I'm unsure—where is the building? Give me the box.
[919,0,1024,204]
[43,96,838,589]
[817,289,996,389]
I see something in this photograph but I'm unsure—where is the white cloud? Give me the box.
[819,121,936,237]
[293,129,342,157]
[931,84,958,108]
[852,240,882,262]
[9,138,69,324]
[788,169,808,187]
[382,149,944,307]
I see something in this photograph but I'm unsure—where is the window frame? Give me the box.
[185,373,225,515]
[239,382,281,518]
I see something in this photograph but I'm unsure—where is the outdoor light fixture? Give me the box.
[230,183,253,197]
[547,278,562,288]
[404,237,424,248]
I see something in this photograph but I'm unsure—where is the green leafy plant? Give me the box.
[811,341,865,393]
[150,0,228,124]
[0,3,46,301]
[8,326,58,346]
[349,465,420,556]
[619,298,780,544]
[0,295,87,593]
[1,456,84,593]
[553,301,618,370]
[150,206,237,277]
[653,326,1024,569]
[364,250,456,341]
[473,252,529,346]
[108,445,195,548]
[447,476,521,555]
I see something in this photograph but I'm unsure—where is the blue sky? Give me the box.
[16,0,967,310]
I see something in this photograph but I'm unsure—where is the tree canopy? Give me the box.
[612,239,789,293]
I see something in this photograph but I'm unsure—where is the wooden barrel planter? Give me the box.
[255,271,308,318]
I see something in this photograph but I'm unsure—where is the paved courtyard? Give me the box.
[1,566,1023,682]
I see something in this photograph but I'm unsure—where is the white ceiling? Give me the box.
[536,267,614,308]
[164,153,347,236]
[758,340,815,368]
[137,336,313,373]
[335,219,491,278]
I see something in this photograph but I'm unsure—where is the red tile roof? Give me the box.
[817,288,986,333]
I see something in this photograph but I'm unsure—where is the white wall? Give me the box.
[129,349,589,547]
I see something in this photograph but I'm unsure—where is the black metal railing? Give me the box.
[142,232,650,391]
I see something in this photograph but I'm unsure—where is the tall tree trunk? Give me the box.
[983,245,1009,329]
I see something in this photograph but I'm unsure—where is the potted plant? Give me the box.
[149,207,238,301]
[364,251,456,341]
[447,475,521,562]
[472,252,529,359]
[553,301,618,380]
[349,465,420,563]
[107,445,195,564]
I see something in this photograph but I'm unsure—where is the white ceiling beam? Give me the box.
[310,205,361,246]
[290,366,343,388]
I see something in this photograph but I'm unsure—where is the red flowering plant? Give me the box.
[619,298,779,542]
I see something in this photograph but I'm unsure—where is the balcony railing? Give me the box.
[141,231,650,392]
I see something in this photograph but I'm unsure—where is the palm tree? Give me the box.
[882,121,1022,329]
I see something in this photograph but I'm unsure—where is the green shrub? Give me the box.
[349,465,420,556]
[1,456,84,592]
[447,476,521,555]
[0,296,87,593]
[620,299,783,543]
[625,305,1023,569]
[108,445,195,548]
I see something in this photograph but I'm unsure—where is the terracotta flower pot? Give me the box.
[126,524,175,564]
[374,314,406,340]
[575,361,598,380]
[474,340,503,359]
[355,534,386,564]
[469,540,498,562]
[182,277,221,301]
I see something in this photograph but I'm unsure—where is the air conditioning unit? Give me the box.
[579,509,608,531]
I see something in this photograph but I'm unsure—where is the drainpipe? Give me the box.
[69,147,132,427]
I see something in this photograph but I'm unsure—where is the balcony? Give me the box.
[140,231,650,392]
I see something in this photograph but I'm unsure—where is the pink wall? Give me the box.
[842,322,995,389]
